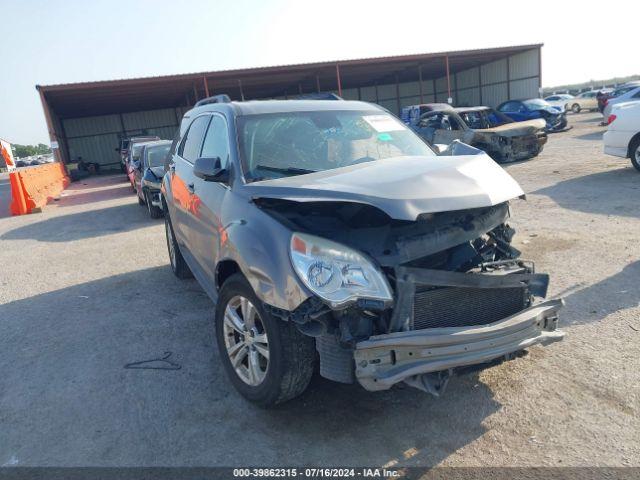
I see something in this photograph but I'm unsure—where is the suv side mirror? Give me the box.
[194,156,228,182]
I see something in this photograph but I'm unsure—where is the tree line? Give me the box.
[12,143,52,159]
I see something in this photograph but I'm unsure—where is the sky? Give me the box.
[1,0,638,145]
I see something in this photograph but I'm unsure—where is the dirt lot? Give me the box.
[0,112,638,468]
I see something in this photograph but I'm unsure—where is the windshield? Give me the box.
[145,144,171,168]
[523,99,550,109]
[458,109,511,129]
[238,110,435,182]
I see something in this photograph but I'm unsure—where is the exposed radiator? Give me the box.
[412,285,529,330]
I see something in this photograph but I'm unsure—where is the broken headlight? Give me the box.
[290,232,393,308]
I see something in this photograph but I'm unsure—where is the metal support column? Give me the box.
[418,65,424,103]
[35,86,64,163]
[203,76,210,97]
[238,79,245,101]
[445,55,452,103]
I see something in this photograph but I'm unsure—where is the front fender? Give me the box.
[218,198,310,311]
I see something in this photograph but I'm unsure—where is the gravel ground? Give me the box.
[0,112,638,468]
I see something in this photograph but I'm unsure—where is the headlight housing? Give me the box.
[290,232,393,309]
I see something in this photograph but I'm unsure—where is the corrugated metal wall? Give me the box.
[63,107,183,169]
[343,48,539,113]
[60,48,540,168]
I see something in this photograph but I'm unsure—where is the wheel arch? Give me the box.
[216,259,242,291]
[627,132,640,158]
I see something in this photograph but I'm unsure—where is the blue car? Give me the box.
[497,98,568,133]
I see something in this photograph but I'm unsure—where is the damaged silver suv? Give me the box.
[162,95,564,406]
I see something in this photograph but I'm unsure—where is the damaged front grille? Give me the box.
[412,284,529,330]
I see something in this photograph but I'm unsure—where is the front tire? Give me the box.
[165,213,192,279]
[630,137,640,172]
[145,190,163,219]
[571,103,581,113]
[215,273,315,407]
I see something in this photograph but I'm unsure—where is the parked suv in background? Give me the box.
[125,139,157,190]
[117,135,159,173]
[162,95,564,406]
[132,140,171,218]
[604,101,640,171]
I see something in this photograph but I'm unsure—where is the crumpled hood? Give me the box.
[149,166,165,179]
[244,154,525,221]
[476,119,546,137]
[534,106,563,116]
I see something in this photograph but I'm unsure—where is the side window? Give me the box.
[443,114,461,130]
[178,116,211,162]
[461,111,482,129]
[201,115,231,168]
[632,90,640,99]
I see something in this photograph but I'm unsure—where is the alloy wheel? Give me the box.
[223,295,270,386]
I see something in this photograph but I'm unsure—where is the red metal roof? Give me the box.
[38,44,542,119]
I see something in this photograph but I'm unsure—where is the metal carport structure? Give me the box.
[37,43,542,168]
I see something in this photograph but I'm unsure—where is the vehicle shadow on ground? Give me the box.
[0,202,158,242]
[59,183,134,207]
[561,260,640,326]
[533,168,639,218]
[574,131,604,141]
[0,265,500,467]
[574,115,604,123]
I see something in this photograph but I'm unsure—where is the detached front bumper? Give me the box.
[354,298,564,391]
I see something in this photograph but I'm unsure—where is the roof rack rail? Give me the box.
[195,94,231,107]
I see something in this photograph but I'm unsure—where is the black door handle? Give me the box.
[187,183,195,193]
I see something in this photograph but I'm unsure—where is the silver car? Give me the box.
[162,95,564,406]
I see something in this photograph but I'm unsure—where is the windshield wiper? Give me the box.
[255,165,317,175]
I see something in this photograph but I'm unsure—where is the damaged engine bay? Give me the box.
[258,197,563,394]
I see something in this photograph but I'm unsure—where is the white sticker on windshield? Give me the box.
[363,115,405,132]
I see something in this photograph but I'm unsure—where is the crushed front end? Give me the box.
[470,124,548,163]
[260,197,565,395]
[353,265,564,392]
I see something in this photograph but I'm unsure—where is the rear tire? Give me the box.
[215,273,316,407]
[165,213,192,279]
[571,103,581,114]
[630,137,640,172]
